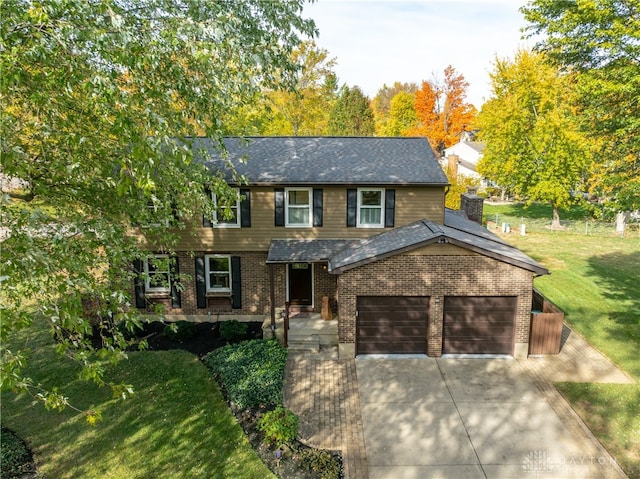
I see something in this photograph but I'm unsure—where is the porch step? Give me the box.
[288,339,320,353]
[288,332,319,342]
[288,315,338,347]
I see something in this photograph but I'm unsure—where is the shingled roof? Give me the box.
[328,210,548,275]
[192,136,449,186]
[265,209,548,276]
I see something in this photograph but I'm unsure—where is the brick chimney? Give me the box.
[460,187,484,224]
[446,154,459,177]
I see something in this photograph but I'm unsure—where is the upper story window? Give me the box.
[205,254,231,292]
[141,199,170,228]
[357,188,385,228]
[211,189,240,228]
[144,254,171,293]
[285,188,312,227]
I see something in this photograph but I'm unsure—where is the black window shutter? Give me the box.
[133,259,146,309]
[385,189,395,227]
[313,188,323,227]
[171,200,179,223]
[195,256,207,309]
[274,188,285,226]
[170,256,182,309]
[231,256,242,309]
[346,188,357,227]
[203,187,213,227]
[240,188,251,227]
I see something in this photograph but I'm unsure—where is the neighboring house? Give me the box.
[443,136,497,189]
[133,137,548,359]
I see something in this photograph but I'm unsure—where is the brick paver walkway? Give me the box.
[284,352,368,479]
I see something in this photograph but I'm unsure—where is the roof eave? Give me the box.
[445,237,550,276]
[328,236,443,274]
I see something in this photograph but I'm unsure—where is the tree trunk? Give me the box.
[551,205,561,229]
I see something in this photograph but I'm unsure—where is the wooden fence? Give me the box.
[529,289,565,355]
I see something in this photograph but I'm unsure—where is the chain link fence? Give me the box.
[484,214,640,238]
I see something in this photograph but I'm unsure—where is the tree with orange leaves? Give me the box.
[409,66,476,154]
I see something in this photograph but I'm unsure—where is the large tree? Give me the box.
[371,82,418,136]
[260,40,338,135]
[0,0,315,418]
[476,50,592,228]
[327,85,375,136]
[522,0,640,211]
[380,91,418,137]
[409,66,476,154]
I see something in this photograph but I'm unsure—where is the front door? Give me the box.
[288,263,313,307]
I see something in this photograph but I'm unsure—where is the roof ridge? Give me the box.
[421,220,444,236]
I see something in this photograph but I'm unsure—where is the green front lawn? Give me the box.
[0,319,276,479]
[485,203,640,478]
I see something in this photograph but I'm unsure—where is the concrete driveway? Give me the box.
[356,358,627,479]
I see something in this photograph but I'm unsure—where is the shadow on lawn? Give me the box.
[585,251,640,379]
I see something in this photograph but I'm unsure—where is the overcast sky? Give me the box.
[303,0,533,108]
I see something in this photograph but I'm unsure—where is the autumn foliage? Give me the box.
[408,66,477,153]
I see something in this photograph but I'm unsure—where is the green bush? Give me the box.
[1,428,34,479]
[163,321,196,341]
[299,448,342,479]
[257,406,298,447]
[219,320,248,342]
[203,339,287,409]
[116,319,143,341]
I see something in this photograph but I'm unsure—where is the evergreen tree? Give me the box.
[327,86,375,136]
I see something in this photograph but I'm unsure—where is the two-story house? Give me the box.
[133,137,548,359]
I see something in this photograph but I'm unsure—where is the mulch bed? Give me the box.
[131,320,263,357]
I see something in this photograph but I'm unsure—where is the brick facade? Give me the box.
[134,252,338,317]
[134,251,533,358]
[337,254,534,357]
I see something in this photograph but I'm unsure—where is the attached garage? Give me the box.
[356,296,429,355]
[443,296,517,355]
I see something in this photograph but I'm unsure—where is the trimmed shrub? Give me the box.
[299,449,342,479]
[219,320,248,342]
[257,406,298,447]
[203,339,287,409]
[163,321,196,341]
[1,428,34,478]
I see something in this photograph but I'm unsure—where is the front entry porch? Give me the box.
[263,309,338,354]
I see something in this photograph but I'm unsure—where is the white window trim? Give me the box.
[144,254,171,293]
[357,188,385,228]
[142,201,169,228]
[204,254,232,293]
[211,189,241,228]
[285,187,312,227]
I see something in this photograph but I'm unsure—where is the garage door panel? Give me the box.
[444,319,514,335]
[394,340,426,353]
[356,296,429,355]
[358,324,393,338]
[445,296,515,310]
[394,325,426,338]
[443,338,513,355]
[443,296,516,355]
[357,340,393,354]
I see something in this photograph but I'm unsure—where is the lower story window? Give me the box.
[205,254,231,292]
[144,254,171,293]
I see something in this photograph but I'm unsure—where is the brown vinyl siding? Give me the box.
[168,185,445,252]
